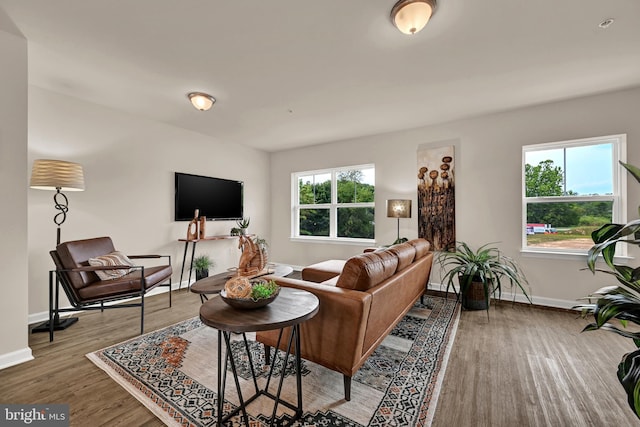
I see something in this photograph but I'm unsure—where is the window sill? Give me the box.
[520,248,632,264]
[290,236,376,246]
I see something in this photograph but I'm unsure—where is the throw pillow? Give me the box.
[88,251,135,281]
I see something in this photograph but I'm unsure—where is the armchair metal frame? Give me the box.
[47,251,172,342]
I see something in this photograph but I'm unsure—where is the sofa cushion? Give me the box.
[302,259,346,283]
[387,242,416,271]
[77,265,172,302]
[408,239,431,259]
[88,251,135,280]
[336,251,398,291]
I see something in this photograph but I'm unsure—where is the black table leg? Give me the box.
[179,241,189,290]
[187,241,197,287]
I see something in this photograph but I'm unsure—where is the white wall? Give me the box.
[270,87,640,308]
[0,14,31,368]
[27,87,271,322]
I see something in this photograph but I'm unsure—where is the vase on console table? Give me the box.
[199,216,206,239]
[186,209,199,241]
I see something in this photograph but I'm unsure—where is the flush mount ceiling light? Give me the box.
[187,92,216,111]
[391,0,437,35]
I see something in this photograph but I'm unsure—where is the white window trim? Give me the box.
[291,164,375,242]
[521,134,627,258]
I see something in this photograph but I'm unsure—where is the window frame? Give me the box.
[291,164,375,244]
[521,134,627,257]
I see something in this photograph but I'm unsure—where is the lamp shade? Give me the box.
[387,199,412,218]
[188,92,216,111]
[391,0,436,35]
[30,159,85,191]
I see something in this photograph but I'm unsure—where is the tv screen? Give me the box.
[174,172,243,221]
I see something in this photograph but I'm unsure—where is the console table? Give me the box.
[178,235,253,288]
[199,288,319,426]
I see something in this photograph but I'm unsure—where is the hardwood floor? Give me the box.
[431,300,639,427]
[1,289,638,426]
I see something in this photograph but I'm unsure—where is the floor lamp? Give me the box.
[387,199,411,244]
[30,159,85,333]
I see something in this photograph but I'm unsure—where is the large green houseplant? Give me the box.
[438,242,532,313]
[575,162,640,419]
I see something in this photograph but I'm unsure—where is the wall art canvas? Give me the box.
[417,145,455,251]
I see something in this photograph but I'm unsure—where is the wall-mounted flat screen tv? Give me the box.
[174,172,243,221]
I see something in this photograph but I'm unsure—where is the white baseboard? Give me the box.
[0,347,33,370]
[427,282,579,311]
[28,282,183,326]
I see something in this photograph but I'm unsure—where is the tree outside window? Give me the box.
[523,135,626,253]
[294,165,375,241]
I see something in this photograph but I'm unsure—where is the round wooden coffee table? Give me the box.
[199,287,319,426]
[189,272,230,303]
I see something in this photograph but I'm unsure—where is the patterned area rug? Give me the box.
[87,295,459,426]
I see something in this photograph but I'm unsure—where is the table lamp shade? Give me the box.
[387,199,411,219]
[30,159,85,191]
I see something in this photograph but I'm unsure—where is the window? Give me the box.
[522,135,626,255]
[292,165,375,241]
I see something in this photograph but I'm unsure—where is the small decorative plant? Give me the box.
[236,217,250,234]
[437,241,532,312]
[230,227,241,236]
[193,254,214,280]
[250,279,279,301]
[575,162,640,419]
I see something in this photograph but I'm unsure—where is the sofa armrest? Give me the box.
[256,276,372,377]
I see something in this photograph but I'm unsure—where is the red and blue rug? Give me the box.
[87,295,459,426]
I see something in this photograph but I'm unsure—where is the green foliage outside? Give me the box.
[298,170,374,238]
[525,160,563,197]
[526,160,612,244]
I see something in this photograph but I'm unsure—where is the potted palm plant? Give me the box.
[193,254,214,281]
[437,241,532,313]
[575,162,640,419]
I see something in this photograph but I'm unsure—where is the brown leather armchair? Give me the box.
[45,236,172,341]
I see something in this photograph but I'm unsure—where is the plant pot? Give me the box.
[459,275,490,311]
[195,269,208,281]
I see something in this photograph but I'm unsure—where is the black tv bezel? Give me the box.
[174,172,244,221]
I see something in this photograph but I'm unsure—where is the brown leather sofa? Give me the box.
[256,238,433,401]
[47,236,172,341]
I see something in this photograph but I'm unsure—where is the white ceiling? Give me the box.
[1,1,639,152]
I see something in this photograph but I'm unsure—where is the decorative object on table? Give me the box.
[29,158,85,333]
[236,217,250,235]
[237,235,267,276]
[230,227,241,236]
[386,199,411,245]
[254,236,269,263]
[437,241,532,319]
[221,278,280,309]
[193,254,214,281]
[417,144,455,251]
[574,162,640,419]
[198,216,206,239]
[186,209,199,240]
